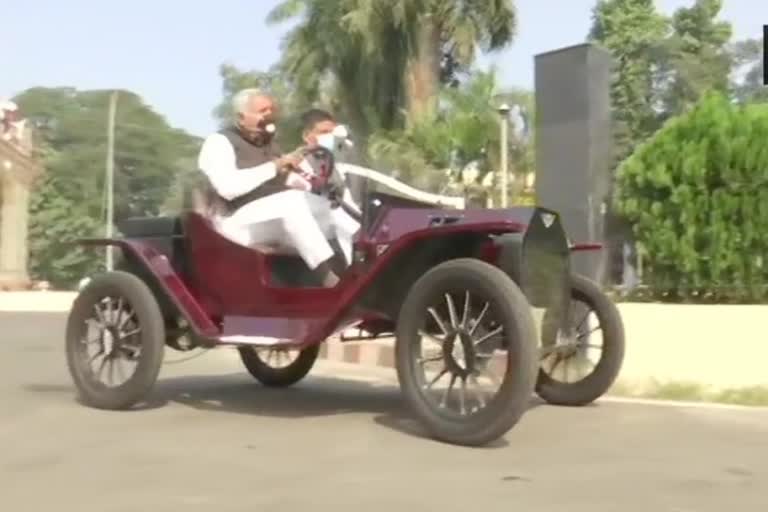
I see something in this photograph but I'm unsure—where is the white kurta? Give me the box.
[197,133,361,269]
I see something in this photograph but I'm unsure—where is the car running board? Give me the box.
[218,315,323,348]
[218,335,298,348]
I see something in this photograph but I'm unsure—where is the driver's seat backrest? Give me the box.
[180,176,216,219]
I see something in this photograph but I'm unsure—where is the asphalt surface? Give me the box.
[1,312,767,512]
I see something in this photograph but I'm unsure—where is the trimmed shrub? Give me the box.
[615,93,768,303]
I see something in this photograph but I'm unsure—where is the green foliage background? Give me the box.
[615,93,768,303]
[11,0,767,301]
[15,88,200,289]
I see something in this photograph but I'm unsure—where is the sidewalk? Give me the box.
[0,291,76,312]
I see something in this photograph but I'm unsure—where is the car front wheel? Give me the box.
[65,271,166,410]
[395,258,538,447]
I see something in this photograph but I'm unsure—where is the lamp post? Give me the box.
[497,103,510,208]
[105,91,118,271]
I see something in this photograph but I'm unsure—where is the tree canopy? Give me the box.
[266,0,518,138]
[614,93,768,303]
[588,0,668,163]
[15,87,200,288]
[654,0,733,118]
[369,69,533,202]
[729,38,767,104]
[18,0,767,300]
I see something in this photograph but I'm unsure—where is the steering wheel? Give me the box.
[295,145,346,205]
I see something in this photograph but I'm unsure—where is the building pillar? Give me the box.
[0,174,31,289]
[0,116,41,290]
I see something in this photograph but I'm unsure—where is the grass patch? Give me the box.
[713,387,768,407]
[608,379,768,407]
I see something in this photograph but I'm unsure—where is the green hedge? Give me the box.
[615,93,768,303]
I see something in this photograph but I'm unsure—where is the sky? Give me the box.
[2,0,766,137]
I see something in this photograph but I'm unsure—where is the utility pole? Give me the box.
[105,91,118,271]
[497,103,510,208]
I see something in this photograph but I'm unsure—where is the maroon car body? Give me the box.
[80,191,581,351]
[66,183,619,447]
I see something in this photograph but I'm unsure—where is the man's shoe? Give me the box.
[315,261,340,288]
[322,272,340,287]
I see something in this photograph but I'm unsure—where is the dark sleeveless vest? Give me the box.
[202,126,288,216]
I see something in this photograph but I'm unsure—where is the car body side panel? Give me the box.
[295,222,526,346]
[368,206,537,242]
[569,242,603,251]
[77,205,571,346]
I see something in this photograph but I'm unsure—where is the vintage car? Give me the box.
[65,144,624,447]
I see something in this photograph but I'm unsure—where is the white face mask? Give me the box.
[316,125,354,153]
[316,132,337,152]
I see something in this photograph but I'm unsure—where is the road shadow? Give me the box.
[154,372,406,418]
[22,372,547,447]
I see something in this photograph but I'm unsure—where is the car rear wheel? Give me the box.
[238,345,320,387]
[535,273,625,406]
[395,258,538,447]
[65,271,165,410]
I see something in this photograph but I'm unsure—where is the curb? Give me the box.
[596,395,768,412]
[318,338,396,368]
[316,337,768,412]
[317,336,508,374]
[0,292,76,312]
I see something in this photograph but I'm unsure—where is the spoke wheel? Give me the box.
[65,271,165,410]
[238,344,320,387]
[535,273,625,406]
[396,258,538,447]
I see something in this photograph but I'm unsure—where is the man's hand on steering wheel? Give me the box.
[274,151,304,175]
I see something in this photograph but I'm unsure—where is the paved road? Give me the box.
[1,312,767,512]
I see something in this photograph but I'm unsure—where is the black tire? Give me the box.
[65,271,166,410]
[395,258,538,447]
[535,273,625,406]
[115,257,180,339]
[238,344,320,387]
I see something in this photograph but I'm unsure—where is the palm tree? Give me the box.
[267,0,518,131]
[267,0,408,150]
[340,0,517,124]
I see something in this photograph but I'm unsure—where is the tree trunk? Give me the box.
[339,93,371,165]
[404,16,441,126]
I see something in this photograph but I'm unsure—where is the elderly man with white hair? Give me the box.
[197,88,358,287]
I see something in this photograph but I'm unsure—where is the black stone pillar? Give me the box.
[534,43,614,284]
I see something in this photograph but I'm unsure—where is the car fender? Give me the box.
[76,238,218,336]
[569,242,603,252]
[342,222,521,322]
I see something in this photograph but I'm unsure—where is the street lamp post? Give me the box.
[497,103,510,208]
[105,91,118,271]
